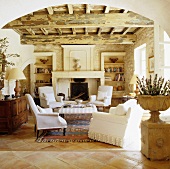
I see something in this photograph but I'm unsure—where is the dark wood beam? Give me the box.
[20,34,136,44]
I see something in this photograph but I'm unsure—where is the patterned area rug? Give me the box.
[36,118,95,143]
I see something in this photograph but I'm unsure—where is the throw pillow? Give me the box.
[115,104,129,116]
[37,105,46,113]
[97,91,107,100]
[44,93,56,102]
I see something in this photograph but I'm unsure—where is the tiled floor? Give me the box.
[0,116,170,169]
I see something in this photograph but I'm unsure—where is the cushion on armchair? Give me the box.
[115,104,129,116]
[92,109,131,124]
[44,93,56,102]
[97,91,107,100]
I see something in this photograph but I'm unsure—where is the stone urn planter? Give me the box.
[138,95,170,123]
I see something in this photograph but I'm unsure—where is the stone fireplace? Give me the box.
[52,45,104,100]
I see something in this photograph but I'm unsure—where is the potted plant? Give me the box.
[137,74,170,123]
[0,37,20,89]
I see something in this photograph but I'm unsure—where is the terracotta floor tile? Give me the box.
[100,165,119,169]
[57,151,91,163]
[0,115,170,168]
[72,157,104,169]
[107,156,139,169]
[23,152,51,164]
[1,156,31,169]
[120,151,147,163]
[35,158,78,169]
[87,151,117,164]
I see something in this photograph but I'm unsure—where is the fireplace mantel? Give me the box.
[52,71,105,96]
[52,71,104,79]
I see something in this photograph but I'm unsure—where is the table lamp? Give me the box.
[129,74,139,96]
[7,68,26,97]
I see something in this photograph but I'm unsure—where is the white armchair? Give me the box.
[89,85,113,111]
[88,99,144,148]
[38,86,64,108]
[25,94,67,138]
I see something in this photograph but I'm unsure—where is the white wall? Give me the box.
[0,29,34,95]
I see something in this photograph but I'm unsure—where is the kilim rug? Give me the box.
[36,116,95,143]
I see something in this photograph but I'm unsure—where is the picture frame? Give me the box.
[148,56,154,73]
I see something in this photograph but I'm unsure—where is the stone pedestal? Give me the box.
[141,121,170,160]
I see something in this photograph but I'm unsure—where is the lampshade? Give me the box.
[7,68,26,97]
[129,74,137,85]
[7,68,26,80]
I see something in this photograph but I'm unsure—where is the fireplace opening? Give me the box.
[73,78,86,83]
[70,82,89,101]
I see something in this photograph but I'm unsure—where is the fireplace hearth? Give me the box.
[70,82,89,101]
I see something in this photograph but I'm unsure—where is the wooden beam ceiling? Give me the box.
[4,13,153,29]
[2,4,154,45]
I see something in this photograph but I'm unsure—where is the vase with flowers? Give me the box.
[137,74,170,123]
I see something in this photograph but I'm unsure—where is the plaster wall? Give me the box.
[0,29,34,95]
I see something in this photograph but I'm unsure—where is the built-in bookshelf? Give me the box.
[101,52,126,96]
[32,52,56,97]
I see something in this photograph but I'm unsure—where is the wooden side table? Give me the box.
[0,96,29,134]
[111,95,135,107]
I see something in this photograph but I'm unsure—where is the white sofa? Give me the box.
[88,99,144,148]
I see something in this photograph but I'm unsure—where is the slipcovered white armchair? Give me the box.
[38,86,64,108]
[25,94,67,138]
[88,99,144,148]
[89,85,113,111]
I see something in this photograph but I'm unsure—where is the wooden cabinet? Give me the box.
[0,96,29,134]
[101,52,126,97]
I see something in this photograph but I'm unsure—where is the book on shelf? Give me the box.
[114,74,124,81]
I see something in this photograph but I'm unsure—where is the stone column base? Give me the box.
[141,121,170,160]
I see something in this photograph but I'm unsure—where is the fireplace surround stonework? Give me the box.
[52,45,105,99]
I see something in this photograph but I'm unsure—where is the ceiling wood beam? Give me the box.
[46,7,54,15]
[4,13,153,29]
[85,27,88,35]
[110,28,115,35]
[98,28,102,35]
[56,28,62,35]
[86,4,91,13]
[104,6,110,13]
[26,28,35,35]
[40,28,48,35]
[122,27,131,35]
[72,28,76,35]
[67,4,73,14]
[21,34,136,45]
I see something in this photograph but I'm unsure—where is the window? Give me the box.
[163,31,170,80]
[134,44,146,77]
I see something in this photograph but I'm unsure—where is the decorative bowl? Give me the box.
[109,58,118,63]
[40,59,48,64]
